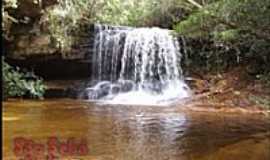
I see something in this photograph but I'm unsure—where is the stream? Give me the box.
[3,99,270,160]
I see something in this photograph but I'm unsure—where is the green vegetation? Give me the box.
[2,0,46,99]
[174,0,270,74]
[43,0,270,75]
[43,0,194,51]
[175,0,270,40]
[2,58,46,99]
[44,0,101,52]
[2,0,270,99]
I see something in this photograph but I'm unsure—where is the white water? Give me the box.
[85,24,190,105]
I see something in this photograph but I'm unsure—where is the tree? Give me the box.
[174,0,270,72]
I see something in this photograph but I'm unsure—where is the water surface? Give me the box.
[3,99,270,160]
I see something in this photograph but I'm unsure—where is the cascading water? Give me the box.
[83,24,190,105]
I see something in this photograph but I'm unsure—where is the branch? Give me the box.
[6,14,19,23]
[187,0,203,8]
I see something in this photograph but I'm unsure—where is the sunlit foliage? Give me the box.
[2,57,46,99]
[175,0,270,73]
[175,0,270,40]
[44,0,195,51]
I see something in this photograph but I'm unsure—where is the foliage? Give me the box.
[138,0,193,28]
[182,37,241,72]
[2,57,46,99]
[175,0,270,72]
[175,0,270,39]
[43,0,196,51]
[97,0,193,28]
[95,0,147,26]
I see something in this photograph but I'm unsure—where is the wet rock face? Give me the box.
[8,23,95,60]
[5,0,60,59]
[5,23,95,79]
[5,27,95,81]
[13,34,57,58]
[5,1,95,79]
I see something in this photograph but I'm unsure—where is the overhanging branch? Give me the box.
[187,0,203,8]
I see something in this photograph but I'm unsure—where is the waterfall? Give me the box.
[83,24,190,105]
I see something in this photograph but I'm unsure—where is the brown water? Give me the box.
[3,99,270,160]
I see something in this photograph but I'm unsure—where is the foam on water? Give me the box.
[84,24,190,105]
[102,80,190,106]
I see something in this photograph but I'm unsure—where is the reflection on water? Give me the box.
[3,99,270,160]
